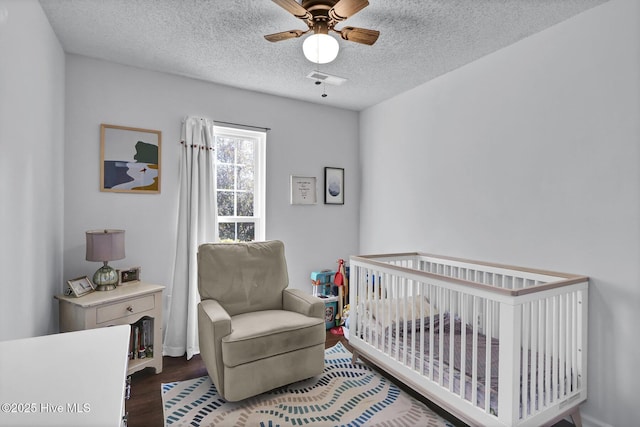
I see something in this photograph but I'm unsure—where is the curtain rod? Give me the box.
[213,120,271,132]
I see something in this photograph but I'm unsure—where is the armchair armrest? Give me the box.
[283,288,324,319]
[197,299,232,395]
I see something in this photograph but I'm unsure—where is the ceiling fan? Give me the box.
[265,0,380,64]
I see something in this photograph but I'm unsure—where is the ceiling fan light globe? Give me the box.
[303,34,339,64]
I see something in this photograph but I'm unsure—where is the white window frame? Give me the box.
[213,125,266,242]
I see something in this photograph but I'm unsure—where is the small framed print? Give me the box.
[324,167,344,205]
[290,175,317,205]
[118,266,141,285]
[67,276,95,297]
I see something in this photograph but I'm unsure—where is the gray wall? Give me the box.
[0,0,65,341]
[359,1,639,426]
[63,55,360,332]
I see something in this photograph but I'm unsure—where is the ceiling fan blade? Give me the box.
[271,0,311,20]
[264,29,306,42]
[329,0,369,21]
[339,26,379,45]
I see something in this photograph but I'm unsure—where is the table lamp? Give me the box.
[86,229,125,291]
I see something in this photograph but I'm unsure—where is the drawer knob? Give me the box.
[126,306,134,313]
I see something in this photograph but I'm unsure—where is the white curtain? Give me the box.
[163,117,218,359]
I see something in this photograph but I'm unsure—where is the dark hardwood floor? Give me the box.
[126,332,573,427]
[126,332,350,427]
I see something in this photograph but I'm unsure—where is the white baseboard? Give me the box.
[582,413,614,427]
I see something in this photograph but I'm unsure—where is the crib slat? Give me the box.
[471,296,479,407]
[460,294,468,401]
[560,293,567,399]
[484,300,492,414]
[360,269,373,342]
[545,296,552,407]
[522,302,530,418]
[449,289,455,392]
[428,285,435,380]
[552,295,560,402]
[402,276,408,366]
[419,282,426,376]
[530,301,539,415]
[393,276,400,361]
[372,270,378,350]
[390,274,395,354]
[412,279,418,371]
[569,293,575,393]
[537,298,545,413]
[438,289,445,386]
[380,271,385,351]
[374,270,380,348]
[570,292,577,392]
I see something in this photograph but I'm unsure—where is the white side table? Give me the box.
[55,282,164,375]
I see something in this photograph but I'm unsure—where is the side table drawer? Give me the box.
[97,295,155,324]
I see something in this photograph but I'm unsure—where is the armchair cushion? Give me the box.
[222,310,325,367]
[198,241,289,316]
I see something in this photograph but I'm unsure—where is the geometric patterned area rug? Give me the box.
[162,342,455,426]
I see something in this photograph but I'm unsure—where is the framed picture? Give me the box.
[100,124,162,194]
[324,167,344,205]
[117,266,141,285]
[67,276,95,297]
[290,176,317,205]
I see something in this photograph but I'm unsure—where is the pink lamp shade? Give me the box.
[86,229,125,262]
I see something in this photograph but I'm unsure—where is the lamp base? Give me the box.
[93,264,118,291]
[95,283,117,292]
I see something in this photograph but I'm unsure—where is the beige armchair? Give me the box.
[197,240,326,402]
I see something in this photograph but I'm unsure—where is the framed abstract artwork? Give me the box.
[324,167,344,205]
[100,124,162,193]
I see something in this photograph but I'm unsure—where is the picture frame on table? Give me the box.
[100,124,162,194]
[118,266,141,285]
[67,276,95,298]
[324,167,344,205]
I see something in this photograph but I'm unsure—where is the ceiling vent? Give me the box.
[306,71,347,86]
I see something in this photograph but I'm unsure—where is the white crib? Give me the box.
[348,252,588,427]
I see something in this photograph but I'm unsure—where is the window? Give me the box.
[214,126,266,242]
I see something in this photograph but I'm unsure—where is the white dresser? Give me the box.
[55,282,164,375]
[0,325,130,426]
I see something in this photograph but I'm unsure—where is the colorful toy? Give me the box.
[334,259,348,317]
[311,270,335,296]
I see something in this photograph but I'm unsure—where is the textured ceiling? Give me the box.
[39,0,607,111]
